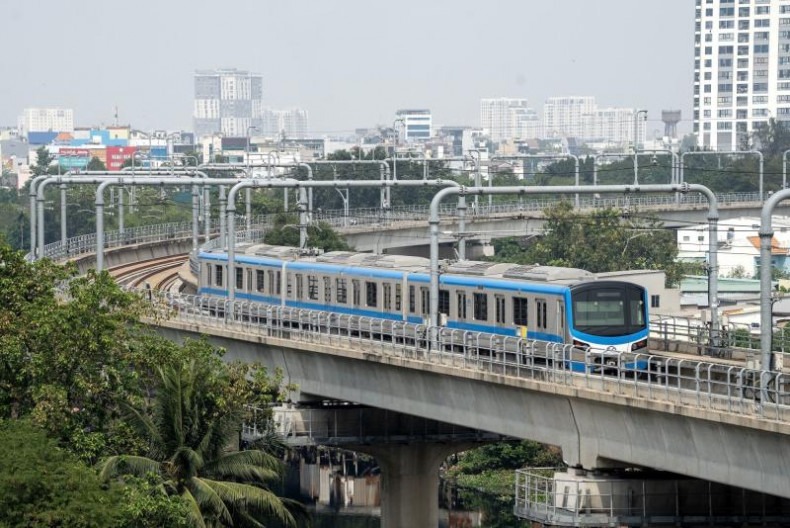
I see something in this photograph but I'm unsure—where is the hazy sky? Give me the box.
[2,0,692,136]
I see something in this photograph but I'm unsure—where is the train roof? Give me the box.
[210,244,598,286]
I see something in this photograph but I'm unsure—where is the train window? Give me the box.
[457,292,467,319]
[495,295,506,324]
[274,271,281,295]
[536,299,547,329]
[205,264,211,286]
[395,284,402,311]
[215,265,223,288]
[366,281,377,307]
[256,270,265,293]
[420,288,430,315]
[409,286,416,313]
[286,274,293,298]
[308,276,319,300]
[296,274,304,299]
[267,271,275,294]
[336,278,348,304]
[473,293,488,321]
[438,290,450,315]
[324,277,332,303]
[383,283,392,311]
[352,280,361,306]
[513,297,528,325]
[247,270,252,292]
[235,268,243,290]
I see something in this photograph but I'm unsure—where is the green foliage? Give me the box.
[116,476,192,528]
[447,441,563,478]
[492,201,686,286]
[32,146,56,176]
[0,419,122,527]
[443,441,562,528]
[87,156,107,171]
[265,214,352,252]
[99,341,305,527]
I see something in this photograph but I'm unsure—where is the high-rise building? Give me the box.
[542,97,596,139]
[259,108,309,139]
[480,98,531,142]
[593,107,640,145]
[395,109,432,142]
[18,108,74,137]
[693,0,788,151]
[193,68,263,139]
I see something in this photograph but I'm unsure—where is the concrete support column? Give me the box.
[367,444,466,528]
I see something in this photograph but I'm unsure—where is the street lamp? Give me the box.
[246,125,258,233]
[632,109,648,184]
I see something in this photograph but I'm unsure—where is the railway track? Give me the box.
[109,254,188,292]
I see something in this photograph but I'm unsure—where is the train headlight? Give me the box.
[573,339,590,350]
[631,339,648,351]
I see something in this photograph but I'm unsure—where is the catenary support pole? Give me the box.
[224,179,462,301]
[428,184,719,347]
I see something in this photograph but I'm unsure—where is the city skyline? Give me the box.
[1,0,691,135]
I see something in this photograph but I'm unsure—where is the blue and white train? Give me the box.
[197,244,650,372]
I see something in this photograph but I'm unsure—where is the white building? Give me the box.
[542,96,596,139]
[480,98,532,142]
[677,216,790,277]
[259,108,309,139]
[693,0,790,151]
[395,109,432,142]
[18,108,74,136]
[593,107,639,146]
[193,68,264,139]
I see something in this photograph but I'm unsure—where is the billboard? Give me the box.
[106,146,138,171]
[58,147,92,170]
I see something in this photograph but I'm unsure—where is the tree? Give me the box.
[99,344,305,528]
[753,118,790,158]
[492,201,693,286]
[87,156,107,171]
[0,419,122,527]
[264,214,352,252]
[31,146,56,176]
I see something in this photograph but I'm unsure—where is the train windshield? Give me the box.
[571,284,646,337]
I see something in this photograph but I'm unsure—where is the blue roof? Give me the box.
[28,131,58,145]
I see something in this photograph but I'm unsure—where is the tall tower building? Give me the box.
[542,96,596,139]
[193,69,263,139]
[480,98,530,142]
[694,0,787,151]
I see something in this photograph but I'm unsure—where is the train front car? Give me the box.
[566,280,649,374]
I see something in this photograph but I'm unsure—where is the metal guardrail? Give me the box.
[143,291,790,422]
[513,468,788,526]
[650,314,790,364]
[33,191,767,260]
[313,192,766,228]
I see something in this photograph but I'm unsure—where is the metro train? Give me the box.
[196,244,650,373]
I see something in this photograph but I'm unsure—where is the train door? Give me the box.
[556,299,566,340]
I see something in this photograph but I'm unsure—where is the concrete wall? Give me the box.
[154,321,790,500]
[68,238,194,274]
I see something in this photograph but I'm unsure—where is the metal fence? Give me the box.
[312,191,765,228]
[513,468,790,527]
[33,191,765,261]
[144,291,790,423]
[650,314,790,365]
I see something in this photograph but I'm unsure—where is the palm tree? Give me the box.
[99,359,304,527]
